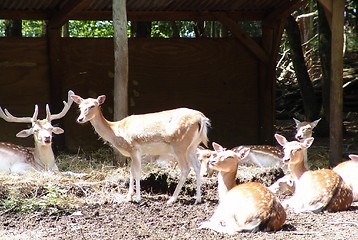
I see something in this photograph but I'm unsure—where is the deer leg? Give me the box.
[188,147,202,204]
[128,152,142,202]
[167,149,190,204]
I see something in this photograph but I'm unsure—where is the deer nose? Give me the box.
[209,159,217,166]
[296,135,303,141]
[77,116,84,123]
[44,136,52,144]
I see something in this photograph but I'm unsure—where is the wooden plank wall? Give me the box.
[0,38,260,152]
[0,38,50,147]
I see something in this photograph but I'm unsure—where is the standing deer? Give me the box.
[275,134,352,213]
[199,142,286,234]
[71,94,210,204]
[0,90,74,173]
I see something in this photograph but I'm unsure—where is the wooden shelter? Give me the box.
[0,0,345,164]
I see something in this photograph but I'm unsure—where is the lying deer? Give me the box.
[0,90,74,173]
[232,145,284,169]
[71,94,210,204]
[275,134,353,213]
[198,144,285,178]
[332,154,358,201]
[269,118,321,193]
[199,142,286,234]
[293,117,321,169]
[270,154,358,202]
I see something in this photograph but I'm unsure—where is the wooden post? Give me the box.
[112,0,129,166]
[329,0,345,167]
[259,19,286,144]
[47,27,66,152]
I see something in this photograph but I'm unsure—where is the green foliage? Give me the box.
[22,20,44,37]
[0,185,71,215]
[0,20,4,36]
[69,20,114,37]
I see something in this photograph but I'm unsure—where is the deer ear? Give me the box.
[16,129,33,138]
[311,118,321,127]
[71,95,83,104]
[302,137,314,148]
[293,118,301,126]
[237,147,250,160]
[53,127,64,135]
[212,142,224,152]
[97,95,106,105]
[275,134,287,147]
[349,154,358,162]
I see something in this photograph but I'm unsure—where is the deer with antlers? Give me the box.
[71,94,210,204]
[198,142,286,234]
[0,90,74,173]
[274,134,353,213]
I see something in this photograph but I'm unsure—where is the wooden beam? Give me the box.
[0,10,51,20]
[0,10,266,22]
[265,0,308,23]
[318,0,333,29]
[213,12,269,63]
[49,0,93,29]
[329,0,345,167]
[113,0,129,165]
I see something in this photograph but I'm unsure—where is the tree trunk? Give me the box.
[193,21,205,38]
[317,3,332,136]
[171,21,180,38]
[113,0,129,166]
[135,21,151,37]
[5,20,22,37]
[285,15,320,121]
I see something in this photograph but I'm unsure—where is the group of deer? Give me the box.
[198,118,358,234]
[1,91,357,235]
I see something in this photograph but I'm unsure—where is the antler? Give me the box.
[0,105,38,123]
[47,90,75,121]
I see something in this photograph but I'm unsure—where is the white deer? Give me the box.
[0,90,74,173]
[275,134,352,213]
[71,94,210,204]
[199,142,286,234]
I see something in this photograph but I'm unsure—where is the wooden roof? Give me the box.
[0,0,305,23]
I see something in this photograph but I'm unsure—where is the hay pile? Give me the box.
[0,145,330,216]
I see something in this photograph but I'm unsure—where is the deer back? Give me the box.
[222,182,286,232]
[0,142,36,173]
[295,169,352,212]
[333,156,358,201]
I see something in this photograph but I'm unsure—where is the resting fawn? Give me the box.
[199,142,286,234]
[275,134,352,213]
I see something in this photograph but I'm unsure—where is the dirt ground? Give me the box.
[0,116,358,240]
[0,120,358,240]
[0,179,358,240]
